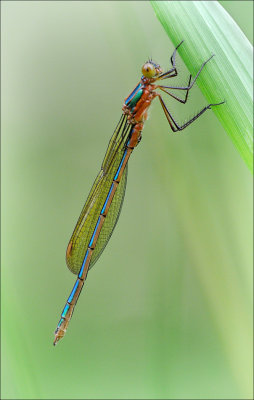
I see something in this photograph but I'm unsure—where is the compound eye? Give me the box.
[142,63,156,78]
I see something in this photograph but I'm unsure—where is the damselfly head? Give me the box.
[142,60,163,79]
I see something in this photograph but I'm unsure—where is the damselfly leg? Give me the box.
[158,54,215,91]
[158,95,224,132]
[157,40,184,80]
[159,74,192,104]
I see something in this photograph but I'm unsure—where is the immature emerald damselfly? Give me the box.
[54,41,224,345]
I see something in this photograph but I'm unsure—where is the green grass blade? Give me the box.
[150,1,253,172]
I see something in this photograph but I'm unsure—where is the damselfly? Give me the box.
[54,41,224,345]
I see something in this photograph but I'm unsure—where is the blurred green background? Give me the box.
[1,1,253,399]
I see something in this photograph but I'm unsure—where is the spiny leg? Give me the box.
[158,54,215,91]
[158,94,224,132]
[158,74,192,104]
[158,95,178,131]
[156,40,184,80]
